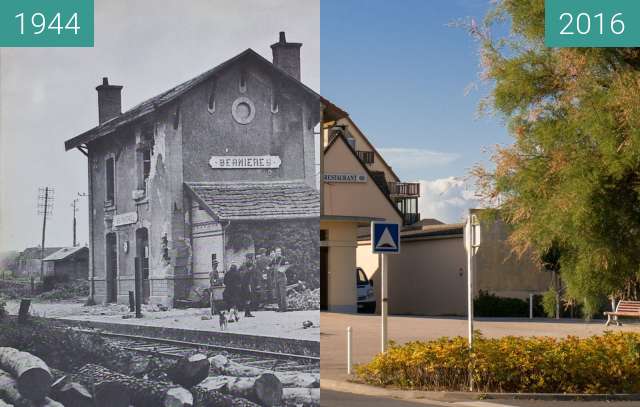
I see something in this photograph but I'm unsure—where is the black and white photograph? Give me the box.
[0,1,320,406]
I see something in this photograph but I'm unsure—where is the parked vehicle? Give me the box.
[357,267,375,313]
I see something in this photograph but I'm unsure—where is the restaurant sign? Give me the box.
[323,173,368,183]
[209,155,282,169]
[113,211,138,227]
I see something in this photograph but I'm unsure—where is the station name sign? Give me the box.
[323,173,368,183]
[113,211,138,227]
[209,155,282,169]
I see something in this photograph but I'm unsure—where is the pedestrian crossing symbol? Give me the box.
[372,222,400,254]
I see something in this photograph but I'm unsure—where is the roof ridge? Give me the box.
[65,48,319,151]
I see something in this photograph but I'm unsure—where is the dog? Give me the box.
[219,310,228,330]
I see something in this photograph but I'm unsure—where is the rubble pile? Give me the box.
[286,284,320,311]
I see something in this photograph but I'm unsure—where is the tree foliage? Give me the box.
[471,0,640,311]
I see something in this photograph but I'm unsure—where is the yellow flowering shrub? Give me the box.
[356,332,640,393]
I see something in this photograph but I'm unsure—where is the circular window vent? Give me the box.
[231,96,255,125]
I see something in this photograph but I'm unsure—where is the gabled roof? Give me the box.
[320,97,401,183]
[43,246,89,262]
[65,48,320,151]
[18,247,64,261]
[324,133,404,221]
[340,115,401,183]
[321,96,349,122]
[185,181,319,221]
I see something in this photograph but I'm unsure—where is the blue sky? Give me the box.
[321,0,512,222]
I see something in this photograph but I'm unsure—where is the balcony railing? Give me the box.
[388,182,420,197]
[356,150,374,164]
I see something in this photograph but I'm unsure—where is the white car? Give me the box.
[357,267,375,313]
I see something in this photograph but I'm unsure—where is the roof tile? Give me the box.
[186,182,319,221]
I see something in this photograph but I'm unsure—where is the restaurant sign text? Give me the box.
[323,173,368,183]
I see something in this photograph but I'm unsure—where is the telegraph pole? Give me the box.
[71,198,79,247]
[37,187,54,281]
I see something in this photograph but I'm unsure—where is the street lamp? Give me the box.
[465,212,481,391]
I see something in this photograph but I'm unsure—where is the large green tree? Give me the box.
[472,0,640,315]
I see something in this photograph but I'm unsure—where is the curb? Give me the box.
[320,378,640,402]
[320,379,473,404]
[486,392,640,401]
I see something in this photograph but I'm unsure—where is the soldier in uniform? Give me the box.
[223,264,241,312]
[241,257,256,317]
[255,248,271,304]
[275,261,288,312]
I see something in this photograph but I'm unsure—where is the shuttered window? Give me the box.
[106,157,115,204]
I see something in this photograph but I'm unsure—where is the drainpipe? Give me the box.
[87,149,95,303]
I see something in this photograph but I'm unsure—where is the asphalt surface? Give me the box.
[321,390,445,406]
[321,391,640,407]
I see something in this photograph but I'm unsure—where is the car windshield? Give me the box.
[357,268,368,285]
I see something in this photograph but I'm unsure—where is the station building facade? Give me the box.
[66,33,320,306]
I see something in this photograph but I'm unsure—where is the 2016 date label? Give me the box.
[0,0,93,47]
[546,0,640,47]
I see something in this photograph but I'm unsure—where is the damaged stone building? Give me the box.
[65,33,320,306]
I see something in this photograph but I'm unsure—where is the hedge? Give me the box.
[356,332,640,394]
[474,290,544,318]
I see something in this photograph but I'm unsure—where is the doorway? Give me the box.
[136,228,150,303]
[320,246,328,310]
[105,233,118,303]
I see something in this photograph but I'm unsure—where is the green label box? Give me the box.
[0,0,93,47]
[546,0,640,47]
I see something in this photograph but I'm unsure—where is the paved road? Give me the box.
[321,390,445,406]
[321,391,640,407]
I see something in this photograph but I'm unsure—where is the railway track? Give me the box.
[74,329,320,373]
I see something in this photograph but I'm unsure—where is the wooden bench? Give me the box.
[604,300,640,326]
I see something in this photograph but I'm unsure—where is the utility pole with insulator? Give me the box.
[71,198,79,247]
[37,187,54,282]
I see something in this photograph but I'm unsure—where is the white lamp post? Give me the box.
[465,212,481,391]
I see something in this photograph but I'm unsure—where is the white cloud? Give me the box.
[418,177,481,224]
[377,147,460,179]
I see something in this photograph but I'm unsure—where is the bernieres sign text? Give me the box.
[323,173,368,183]
[113,211,138,227]
[209,155,282,169]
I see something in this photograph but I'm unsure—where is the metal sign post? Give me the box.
[381,253,388,352]
[371,222,400,354]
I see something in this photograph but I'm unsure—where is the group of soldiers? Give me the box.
[209,248,289,318]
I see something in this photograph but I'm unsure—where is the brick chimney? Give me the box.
[96,77,123,124]
[271,32,302,81]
